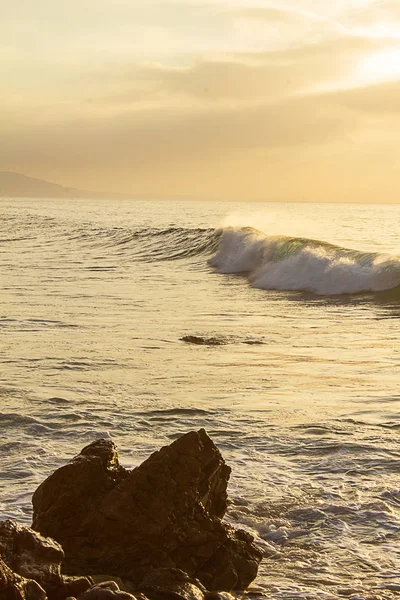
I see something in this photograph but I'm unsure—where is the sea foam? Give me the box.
[209,227,400,295]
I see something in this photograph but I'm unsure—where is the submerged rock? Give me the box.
[180,336,227,346]
[32,430,262,591]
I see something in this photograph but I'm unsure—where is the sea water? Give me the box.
[1,198,400,599]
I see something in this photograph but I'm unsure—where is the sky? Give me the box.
[2,0,400,202]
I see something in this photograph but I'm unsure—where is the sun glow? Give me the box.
[357,48,400,84]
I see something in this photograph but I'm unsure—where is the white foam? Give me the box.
[210,227,400,295]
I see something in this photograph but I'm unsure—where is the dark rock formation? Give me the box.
[32,430,262,591]
[0,554,47,600]
[0,520,63,596]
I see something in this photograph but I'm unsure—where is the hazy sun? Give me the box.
[357,48,400,84]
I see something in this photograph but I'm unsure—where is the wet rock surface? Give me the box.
[0,521,95,600]
[0,554,47,600]
[32,430,262,591]
[31,438,128,544]
[76,580,137,599]
[53,576,93,600]
[137,568,205,600]
[0,519,64,597]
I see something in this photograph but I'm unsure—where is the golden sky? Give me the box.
[2,0,400,201]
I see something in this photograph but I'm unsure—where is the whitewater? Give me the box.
[210,227,400,295]
[1,198,400,599]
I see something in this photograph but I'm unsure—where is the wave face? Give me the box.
[209,227,400,295]
[75,226,222,262]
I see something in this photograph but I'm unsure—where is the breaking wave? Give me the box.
[69,224,400,295]
[209,227,400,295]
[8,213,400,295]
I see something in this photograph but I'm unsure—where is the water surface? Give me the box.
[1,198,400,599]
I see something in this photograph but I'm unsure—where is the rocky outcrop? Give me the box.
[32,430,262,591]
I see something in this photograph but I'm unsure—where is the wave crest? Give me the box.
[209,227,400,295]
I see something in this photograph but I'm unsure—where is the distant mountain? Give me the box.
[0,171,121,199]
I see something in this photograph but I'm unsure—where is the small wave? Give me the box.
[139,407,211,417]
[0,413,39,426]
[209,227,400,295]
[0,318,78,331]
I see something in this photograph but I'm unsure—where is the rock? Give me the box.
[180,336,227,346]
[90,577,125,591]
[0,554,47,599]
[204,593,236,600]
[32,439,128,542]
[139,568,207,592]
[32,430,262,591]
[77,581,136,599]
[137,568,205,600]
[0,520,64,596]
[54,576,94,600]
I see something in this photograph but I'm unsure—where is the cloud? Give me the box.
[329,79,400,113]
[71,33,390,113]
[2,78,398,203]
[234,4,346,39]
[341,0,400,38]
[0,79,357,192]
[4,32,382,169]
[93,58,324,107]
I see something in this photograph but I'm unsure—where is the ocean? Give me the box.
[1,198,400,599]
